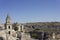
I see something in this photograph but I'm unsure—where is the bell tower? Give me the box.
[5,14,12,35]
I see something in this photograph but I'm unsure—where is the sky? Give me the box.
[0,0,60,23]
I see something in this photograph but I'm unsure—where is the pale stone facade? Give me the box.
[0,14,60,40]
[0,14,33,40]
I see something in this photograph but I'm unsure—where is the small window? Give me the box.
[9,31,10,34]
[8,26,10,29]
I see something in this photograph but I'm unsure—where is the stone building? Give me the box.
[0,14,34,40]
[0,14,18,40]
[0,14,60,40]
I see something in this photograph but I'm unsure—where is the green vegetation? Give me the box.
[29,30,42,39]
[14,26,18,31]
[30,32,41,39]
[31,33,38,39]
[12,23,19,31]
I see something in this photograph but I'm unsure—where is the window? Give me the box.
[8,26,10,29]
[9,31,10,34]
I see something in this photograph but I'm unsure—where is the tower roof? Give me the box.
[5,14,11,24]
[6,14,11,20]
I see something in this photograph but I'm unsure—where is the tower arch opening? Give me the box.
[8,26,10,29]
[8,31,10,34]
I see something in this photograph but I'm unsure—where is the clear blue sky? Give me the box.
[0,0,60,23]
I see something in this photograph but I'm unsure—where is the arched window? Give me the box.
[9,31,10,34]
[8,26,10,29]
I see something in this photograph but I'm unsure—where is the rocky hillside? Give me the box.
[23,22,60,32]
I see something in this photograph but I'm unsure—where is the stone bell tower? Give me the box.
[5,14,12,35]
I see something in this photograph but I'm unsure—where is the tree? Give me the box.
[12,23,18,31]
[14,26,18,31]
